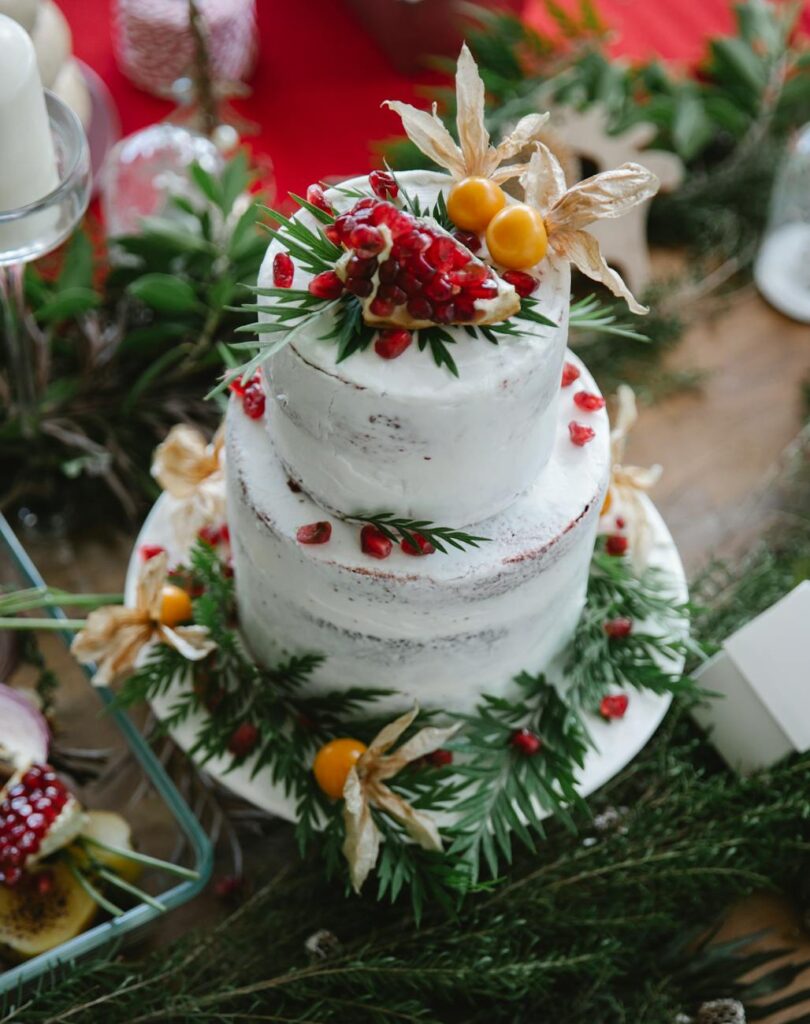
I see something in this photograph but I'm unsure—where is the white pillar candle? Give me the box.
[0,13,58,216]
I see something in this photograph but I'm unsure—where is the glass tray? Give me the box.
[0,513,213,1001]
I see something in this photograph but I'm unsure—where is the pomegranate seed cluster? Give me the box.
[229,373,266,420]
[321,197,507,327]
[0,764,71,887]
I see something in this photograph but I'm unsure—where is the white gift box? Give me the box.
[692,582,810,774]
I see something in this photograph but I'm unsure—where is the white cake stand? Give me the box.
[125,494,687,823]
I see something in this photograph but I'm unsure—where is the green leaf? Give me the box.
[57,231,95,292]
[128,274,202,315]
[709,36,767,96]
[34,287,100,324]
[220,150,250,216]
[189,161,224,207]
[672,89,714,160]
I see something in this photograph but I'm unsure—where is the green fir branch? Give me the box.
[347,512,491,554]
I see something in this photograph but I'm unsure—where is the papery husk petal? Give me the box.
[550,228,648,315]
[455,42,490,175]
[383,100,465,178]
[169,474,227,551]
[365,705,419,760]
[71,613,153,686]
[521,142,566,215]
[138,551,170,620]
[488,113,550,177]
[342,767,380,893]
[547,163,659,231]
[372,783,444,853]
[152,425,223,499]
[375,722,461,782]
[158,625,217,662]
[610,383,638,464]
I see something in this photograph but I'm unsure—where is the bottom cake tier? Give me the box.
[225,353,610,714]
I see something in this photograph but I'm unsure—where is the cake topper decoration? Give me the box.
[151,424,226,549]
[384,43,548,186]
[71,552,215,685]
[521,144,659,313]
[340,705,460,893]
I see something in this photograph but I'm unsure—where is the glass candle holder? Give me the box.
[0,90,91,432]
[754,122,810,324]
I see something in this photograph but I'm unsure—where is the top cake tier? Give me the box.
[259,171,570,527]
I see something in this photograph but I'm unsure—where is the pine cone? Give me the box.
[697,999,746,1024]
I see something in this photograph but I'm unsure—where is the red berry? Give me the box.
[369,296,395,318]
[369,169,399,200]
[378,258,400,283]
[346,255,377,278]
[427,749,453,767]
[400,532,435,556]
[346,277,374,298]
[615,516,626,530]
[228,722,259,759]
[574,391,606,412]
[502,269,537,297]
[375,328,412,360]
[510,729,542,755]
[360,525,392,559]
[600,694,629,720]
[568,421,595,447]
[141,543,165,561]
[324,223,341,246]
[452,229,481,253]
[561,362,581,388]
[605,534,629,557]
[273,251,294,288]
[305,183,332,215]
[348,225,385,257]
[604,617,633,639]
[407,296,433,320]
[296,521,333,545]
[198,524,222,547]
[309,271,345,300]
[214,874,244,899]
[242,378,266,420]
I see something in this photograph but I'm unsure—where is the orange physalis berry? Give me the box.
[158,584,194,628]
[447,177,506,233]
[485,204,548,269]
[313,738,368,800]
[601,489,613,516]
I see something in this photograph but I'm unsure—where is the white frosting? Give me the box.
[259,170,571,526]
[227,352,609,714]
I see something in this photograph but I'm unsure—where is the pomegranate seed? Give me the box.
[346,255,377,279]
[397,230,431,254]
[333,214,356,241]
[427,749,453,767]
[604,617,633,639]
[305,183,332,215]
[455,297,480,322]
[569,421,595,447]
[561,362,581,387]
[377,283,407,305]
[510,729,542,755]
[434,302,456,324]
[605,535,629,557]
[1,867,21,886]
[296,521,333,545]
[309,271,345,300]
[600,694,629,720]
[429,236,455,269]
[405,252,436,281]
[378,258,400,283]
[346,277,374,298]
[353,196,376,211]
[371,202,410,232]
[425,275,457,302]
[452,228,481,253]
[228,722,259,758]
[242,379,266,420]
[360,525,393,559]
[407,296,433,320]
[396,271,422,296]
[450,263,487,287]
[466,279,498,300]
[375,328,412,360]
[369,169,399,200]
[272,251,294,288]
[141,543,165,561]
[198,524,222,547]
[502,269,537,297]
[369,296,395,318]
[400,532,434,555]
[0,764,73,886]
[574,391,606,412]
[324,224,341,246]
[348,225,385,257]
[615,516,626,529]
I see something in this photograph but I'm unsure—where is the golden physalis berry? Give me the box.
[600,489,613,516]
[485,204,548,270]
[447,176,506,234]
[313,738,368,800]
[158,584,194,628]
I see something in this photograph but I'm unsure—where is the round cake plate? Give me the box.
[126,493,687,823]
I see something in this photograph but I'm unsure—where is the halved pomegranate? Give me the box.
[331,197,520,330]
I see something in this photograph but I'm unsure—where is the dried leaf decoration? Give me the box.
[71,552,215,686]
[601,385,662,567]
[384,43,548,184]
[522,144,659,314]
[151,424,226,550]
[342,705,460,894]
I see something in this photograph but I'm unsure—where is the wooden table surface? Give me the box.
[11,282,810,1020]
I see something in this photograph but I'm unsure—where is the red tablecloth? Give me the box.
[60,0,809,200]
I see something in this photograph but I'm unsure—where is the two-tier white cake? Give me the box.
[226,172,611,713]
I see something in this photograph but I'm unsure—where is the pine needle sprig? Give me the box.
[569,295,649,343]
[347,512,491,554]
[320,294,376,362]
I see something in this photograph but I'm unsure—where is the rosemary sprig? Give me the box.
[570,294,649,342]
[347,512,491,553]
